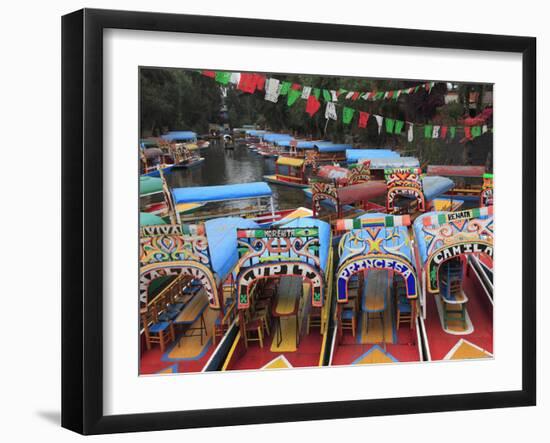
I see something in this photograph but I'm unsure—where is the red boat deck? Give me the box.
[225,329,324,371]
[331,313,421,365]
[140,302,220,375]
[331,332,421,365]
[423,266,493,361]
[140,342,215,375]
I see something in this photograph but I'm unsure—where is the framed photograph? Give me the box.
[62,8,536,435]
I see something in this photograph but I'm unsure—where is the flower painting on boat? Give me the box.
[138,66,494,375]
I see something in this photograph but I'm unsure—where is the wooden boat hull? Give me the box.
[172,158,205,169]
[263,175,308,188]
[142,164,175,177]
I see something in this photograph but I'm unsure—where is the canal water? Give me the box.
[166,140,309,210]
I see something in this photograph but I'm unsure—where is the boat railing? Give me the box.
[178,204,272,223]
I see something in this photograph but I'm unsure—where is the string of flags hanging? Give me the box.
[201,69,435,102]
[199,70,492,142]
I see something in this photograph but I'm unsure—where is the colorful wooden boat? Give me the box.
[330,213,423,365]
[345,149,413,179]
[170,143,205,169]
[384,167,457,216]
[140,146,176,177]
[311,180,387,219]
[139,217,261,374]
[275,139,318,158]
[313,142,352,162]
[263,156,309,188]
[219,218,334,371]
[161,130,198,144]
[412,207,494,361]
[171,181,300,226]
[426,165,488,202]
[139,174,205,218]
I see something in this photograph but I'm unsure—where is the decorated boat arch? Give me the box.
[234,218,332,310]
[330,213,422,363]
[312,142,351,162]
[311,179,386,218]
[480,173,494,207]
[263,156,308,188]
[335,213,419,305]
[385,167,454,214]
[413,206,494,297]
[140,217,262,310]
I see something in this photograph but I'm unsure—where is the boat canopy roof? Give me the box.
[422,176,454,201]
[369,157,420,169]
[143,147,163,159]
[205,217,260,280]
[139,176,163,196]
[338,212,414,266]
[314,142,352,152]
[336,181,387,205]
[346,149,400,163]
[161,131,197,142]
[427,165,486,177]
[279,217,331,271]
[262,133,293,143]
[245,129,267,136]
[276,139,317,149]
[276,156,304,168]
[140,139,159,149]
[413,210,493,265]
[172,182,272,204]
[317,165,349,181]
[139,212,166,226]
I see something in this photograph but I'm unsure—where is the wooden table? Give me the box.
[271,276,302,347]
[362,270,391,345]
[174,292,208,345]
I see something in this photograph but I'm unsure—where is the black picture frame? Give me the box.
[62,8,537,435]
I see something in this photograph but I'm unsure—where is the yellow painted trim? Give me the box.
[277,156,305,167]
[275,174,303,181]
[221,331,241,371]
[318,328,328,367]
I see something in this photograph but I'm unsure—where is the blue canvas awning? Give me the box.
[262,133,293,143]
[314,142,352,153]
[422,176,454,201]
[281,217,331,271]
[246,130,267,137]
[172,182,272,204]
[369,157,420,169]
[275,139,318,149]
[346,149,400,163]
[205,217,260,280]
[161,131,197,142]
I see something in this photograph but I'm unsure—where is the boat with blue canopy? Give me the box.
[255,133,294,157]
[140,145,176,177]
[173,182,273,204]
[139,216,262,374]
[330,213,422,365]
[412,207,494,361]
[219,217,335,371]
[161,131,198,143]
[171,181,302,226]
[263,156,310,188]
[426,165,490,203]
[385,168,462,216]
[345,148,400,164]
[313,142,352,162]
